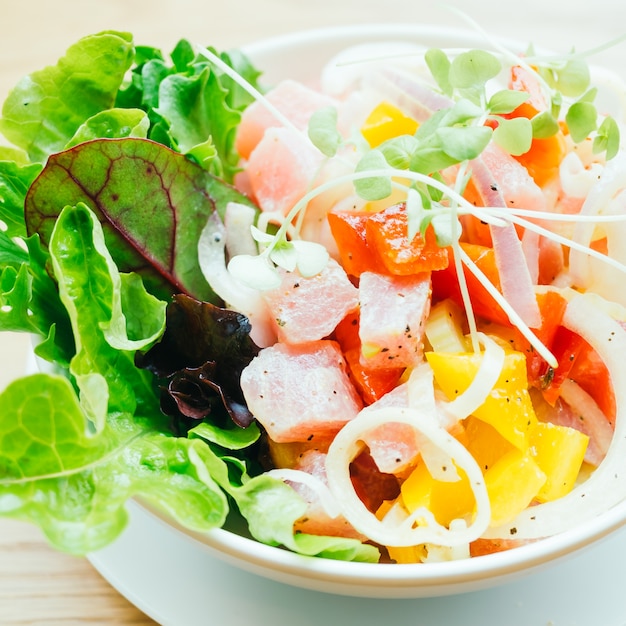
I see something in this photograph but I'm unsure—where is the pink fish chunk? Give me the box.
[262,258,358,344]
[240,340,363,443]
[359,271,432,369]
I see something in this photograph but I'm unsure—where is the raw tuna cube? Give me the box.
[359,271,431,369]
[290,450,365,540]
[235,79,337,160]
[240,340,363,443]
[245,126,323,216]
[261,258,359,344]
[359,383,420,475]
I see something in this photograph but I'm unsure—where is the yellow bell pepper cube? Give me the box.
[361,101,419,147]
[484,448,546,526]
[529,421,589,502]
[400,460,476,528]
[426,350,537,450]
[387,543,426,564]
[460,415,514,472]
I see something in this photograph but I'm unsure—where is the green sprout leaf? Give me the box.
[292,240,330,277]
[405,188,425,241]
[308,106,342,157]
[437,125,492,161]
[487,89,530,115]
[440,98,483,126]
[492,117,533,156]
[430,211,462,247]
[378,135,419,169]
[269,240,298,272]
[354,150,392,201]
[449,49,502,90]
[566,101,597,143]
[531,111,560,139]
[425,48,453,97]
[554,57,591,98]
[594,115,620,159]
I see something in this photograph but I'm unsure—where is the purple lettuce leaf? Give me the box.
[136,294,260,430]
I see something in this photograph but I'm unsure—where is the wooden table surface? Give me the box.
[1,1,626,623]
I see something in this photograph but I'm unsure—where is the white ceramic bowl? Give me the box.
[141,24,626,599]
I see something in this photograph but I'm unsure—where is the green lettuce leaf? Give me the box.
[0,202,228,554]
[65,108,150,148]
[0,235,73,364]
[188,435,380,563]
[0,31,135,162]
[48,203,165,426]
[0,373,228,554]
[0,160,42,239]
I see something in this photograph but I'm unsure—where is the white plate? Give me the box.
[89,499,626,626]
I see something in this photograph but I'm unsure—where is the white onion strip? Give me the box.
[439,332,505,422]
[559,378,613,461]
[459,248,557,368]
[484,292,626,539]
[223,201,258,257]
[197,213,276,347]
[325,406,491,547]
[570,151,626,286]
[264,468,343,519]
[489,221,542,328]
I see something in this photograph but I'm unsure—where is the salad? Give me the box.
[1,27,626,566]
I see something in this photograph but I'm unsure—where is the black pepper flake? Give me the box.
[510,527,518,535]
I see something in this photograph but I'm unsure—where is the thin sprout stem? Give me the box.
[526,33,626,62]
[195,44,301,135]
[503,211,626,275]
[459,249,558,368]
[481,205,626,223]
[451,235,481,354]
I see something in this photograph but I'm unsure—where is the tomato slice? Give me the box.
[334,312,404,404]
[432,242,510,325]
[328,203,449,278]
[511,290,568,386]
[365,203,449,275]
[326,210,387,277]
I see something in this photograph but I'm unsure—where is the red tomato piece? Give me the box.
[432,243,510,326]
[511,290,569,385]
[326,210,387,277]
[343,347,404,405]
[506,65,566,187]
[365,203,449,275]
[568,340,616,425]
[334,312,404,404]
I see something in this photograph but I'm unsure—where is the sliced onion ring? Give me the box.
[485,292,626,540]
[325,405,491,548]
